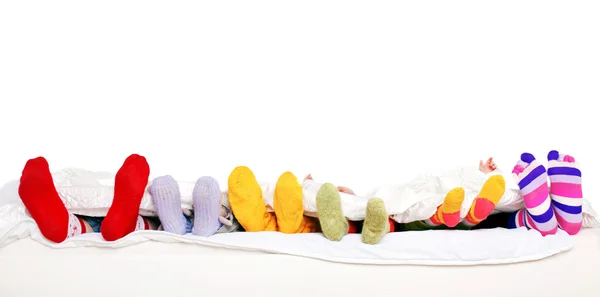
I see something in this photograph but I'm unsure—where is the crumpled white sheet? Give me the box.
[1,166,598,226]
[0,201,574,265]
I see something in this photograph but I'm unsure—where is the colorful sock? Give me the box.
[361,198,389,244]
[425,187,465,228]
[547,150,583,235]
[316,183,349,241]
[192,176,223,237]
[149,175,187,235]
[101,154,150,241]
[463,175,506,227]
[507,153,558,236]
[274,171,305,234]
[135,215,150,230]
[227,166,276,232]
[75,216,88,233]
[18,157,75,243]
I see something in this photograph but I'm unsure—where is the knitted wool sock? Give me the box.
[547,150,583,235]
[18,157,85,243]
[227,166,276,232]
[425,187,465,228]
[192,176,223,237]
[361,198,389,244]
[149,175,187,235]
[507,153,558,236]
[101,154,150,241]
[274,171,305,234]
[316,183,349,241]
[462,175,506,227]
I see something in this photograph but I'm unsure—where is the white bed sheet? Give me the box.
[0,228,599,297]
[0,201,574,266]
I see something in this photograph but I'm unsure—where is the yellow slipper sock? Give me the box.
[274,171,305,234]
[361,198,389,245]
[316,183,349,241]
[462,175,506,227]
[228,166,276,232]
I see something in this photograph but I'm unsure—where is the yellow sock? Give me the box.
[430,187,465,227]
[228,166,276,232]
[464,175,506,226]
[274,171,305,234]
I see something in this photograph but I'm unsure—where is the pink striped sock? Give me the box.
[509,153,558,236]
[547,150,583,235]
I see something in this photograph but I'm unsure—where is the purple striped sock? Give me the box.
[547,150,583,235]
[509,153,558,236]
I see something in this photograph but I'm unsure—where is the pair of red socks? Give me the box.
[18,154,150,243]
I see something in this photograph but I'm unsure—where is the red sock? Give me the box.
[388,218,395,232]
[18,157,70,243]
[100,154,150,241]
[348,220,359,234]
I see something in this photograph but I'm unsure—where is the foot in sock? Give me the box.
[426,187,465,228]
[149,175,187,235]
[316,183,348,241]
[547,150,583,235]
[228,166,276,232]
[101,154,150,241]
[463,175,506,227]
[508,153,558,236]
[18,157,85,243]
[192,176,223,237]
[361,198,389,244]
[274,171,306,234]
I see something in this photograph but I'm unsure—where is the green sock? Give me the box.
[316,183,348,241]
[361,198,389,244]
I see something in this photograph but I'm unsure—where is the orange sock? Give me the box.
[463,175,506,226]
[426,187,465,228]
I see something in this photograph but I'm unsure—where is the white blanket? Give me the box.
[0,201,574,265]
[6,167,595,227]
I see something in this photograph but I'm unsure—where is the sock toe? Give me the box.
[547,150,560,161]
[521,152,535,163]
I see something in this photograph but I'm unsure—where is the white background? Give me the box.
[1,1,599,207]
[1,2,600,297]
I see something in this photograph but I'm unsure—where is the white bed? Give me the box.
[2,169,599,297]
[0,228,599,297]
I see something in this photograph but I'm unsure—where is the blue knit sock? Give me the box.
[192,176,223,237]
[149,175,187,235]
